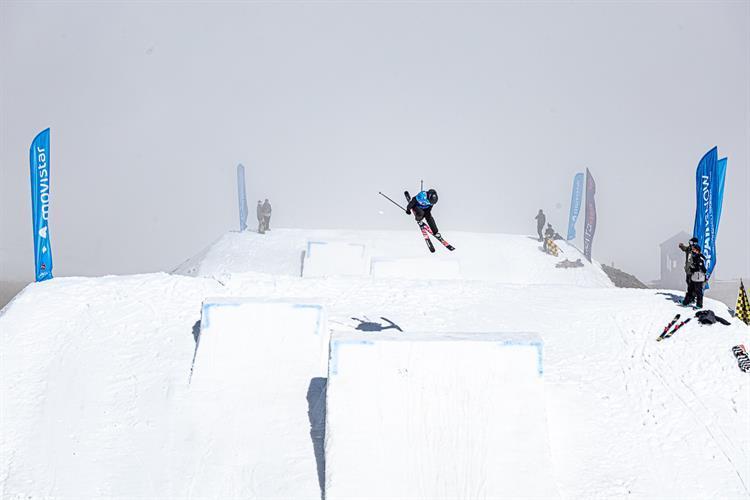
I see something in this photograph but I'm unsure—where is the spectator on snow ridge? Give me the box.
[535,209,546,241]
[543,223,556,253]
[678,237,700,288]
[256,200,264,234]
[261,199,272,232]
[682,243,706,309]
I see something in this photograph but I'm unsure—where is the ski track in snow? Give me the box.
[2,230,748,499]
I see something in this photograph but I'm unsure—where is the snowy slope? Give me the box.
[2,229,748,499]
[174,229,615,288]
[326,332,559,499]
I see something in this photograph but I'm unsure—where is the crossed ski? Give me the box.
[656,314,692,342]
[403,191,455,253]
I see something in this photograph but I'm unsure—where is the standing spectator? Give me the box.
[256,200,264,234]
[678,237,699,289]
[261,199,272,232]
[682,242,706,309]
[535,209,546,241]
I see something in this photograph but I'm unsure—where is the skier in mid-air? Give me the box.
[376,187,453,252]
[406,189,441,238]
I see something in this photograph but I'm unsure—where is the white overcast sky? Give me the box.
[1,0,748,283]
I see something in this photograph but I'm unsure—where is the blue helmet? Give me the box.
[415,189,438,209]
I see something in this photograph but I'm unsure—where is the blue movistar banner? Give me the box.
[566,173,584,240]
[692,147,727,284]
[29,128,53,281]
[237,163,248,231]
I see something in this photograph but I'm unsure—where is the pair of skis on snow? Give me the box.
[656,314,691,342]
[403,191,454,253]
[658,314,750,373]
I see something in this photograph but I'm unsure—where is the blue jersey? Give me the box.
[415,191,432,209]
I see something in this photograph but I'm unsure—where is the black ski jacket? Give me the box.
[535,212,546,228]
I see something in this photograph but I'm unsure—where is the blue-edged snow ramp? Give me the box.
[189,298,328,499]
[302,241,369,277]
[325,332,559,499]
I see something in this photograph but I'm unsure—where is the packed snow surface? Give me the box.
[2,228,749,499]
[189,299,328,498]
[175,229,615,287]
[325,332,558,499]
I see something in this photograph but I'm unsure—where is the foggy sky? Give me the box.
[1,1,748,284]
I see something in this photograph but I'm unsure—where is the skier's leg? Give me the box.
[683,282,695,305]
[413,206,425,223]
[695,282,704,308]
[425,211,439,235]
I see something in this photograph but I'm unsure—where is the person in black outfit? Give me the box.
[682,244,707,309]
[256,200,264,234]
[535,210,546,241]
[406,189,441,237]
[261,199,272,231]
[678,237,699,286]
[542,223,556,253]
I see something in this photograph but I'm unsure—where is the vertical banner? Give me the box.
[29,128,53,281]
[237,163,248,231]
[714,157,727,230]
[692,147,727,284]
[583,168,597,262]
[566,173,584,240]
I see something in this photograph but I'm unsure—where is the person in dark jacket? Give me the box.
[261,199,272,232]
[535,209,546,241]
[678,237,699,282]
[682,244,706,309]
[406,189,441,236]
[542,223,556,252]
[256,200,264,234]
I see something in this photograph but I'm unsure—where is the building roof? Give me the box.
[659,231,692,249]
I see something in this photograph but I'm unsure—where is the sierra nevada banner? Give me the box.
[583,168,597,262]
[29,128,54,281]
[566,172,584,240]
[692,147,727,284]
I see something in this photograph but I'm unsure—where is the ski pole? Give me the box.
[378,191,407,211]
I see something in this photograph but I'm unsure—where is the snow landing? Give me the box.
[326,332,558,499]
[2,228,749,499]
[189,299,328,498]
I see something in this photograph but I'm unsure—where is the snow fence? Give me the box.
[189,298,328,498]
[325,332,559,499]
[302,241,370,278]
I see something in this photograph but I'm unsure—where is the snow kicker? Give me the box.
[325,331,559,499]
[189,298,328,498]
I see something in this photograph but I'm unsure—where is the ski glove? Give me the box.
[406,209,411,215]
